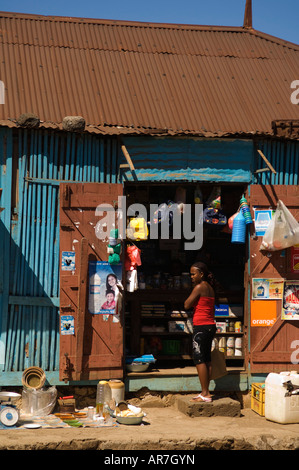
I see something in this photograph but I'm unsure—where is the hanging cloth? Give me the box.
[125,244,142,271]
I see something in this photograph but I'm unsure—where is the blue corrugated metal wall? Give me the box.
[0,127,120,384]
[0,128,298,385]
[121,136,254,182]
[254,139,299,186]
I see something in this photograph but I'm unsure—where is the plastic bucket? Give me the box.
[22,367,46,390]
[109,379,125,404]
[231,211,246,244]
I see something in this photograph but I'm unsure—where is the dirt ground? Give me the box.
[1,393,299,451]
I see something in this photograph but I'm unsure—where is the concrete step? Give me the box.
[176,395,241,418]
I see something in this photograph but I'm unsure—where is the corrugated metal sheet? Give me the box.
[0,12,299,137]
[254,139,299,185]
[0,127,119,379]
[121,136,254,182]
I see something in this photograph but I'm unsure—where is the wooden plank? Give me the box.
[75,238,89,380]
[257,149,277,174]
[249,184,299,373]
[251,352,295,362]
[59,182,124,381]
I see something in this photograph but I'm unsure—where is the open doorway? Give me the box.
[123,182,248,372]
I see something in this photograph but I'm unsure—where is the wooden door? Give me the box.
[248,185,299,373]
[59,183,124,381]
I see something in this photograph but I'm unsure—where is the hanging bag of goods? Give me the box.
[203,186,227,227]
[203,206,227,226]
[260,200,299,251]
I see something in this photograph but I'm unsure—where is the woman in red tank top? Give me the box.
[184,262,216,402]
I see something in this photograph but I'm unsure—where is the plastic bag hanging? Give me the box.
[107,228,121,264]
[206,186,221,209]
[260,200,299,251]
[203,186,227,227]
[126,216,148,241]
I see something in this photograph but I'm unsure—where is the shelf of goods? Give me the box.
[125,290,245,363]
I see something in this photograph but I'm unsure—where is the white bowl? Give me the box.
[126,363,149,372]
[115,413,145,425]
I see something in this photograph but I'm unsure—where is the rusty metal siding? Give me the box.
[0,12,299,138]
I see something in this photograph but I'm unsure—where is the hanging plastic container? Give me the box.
[109,379,125,405]
[231,211,246,244]
[240,196,253,225]
[228,212,238,231]
[96,380,112,415]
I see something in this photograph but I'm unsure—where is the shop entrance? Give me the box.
[124,182,248,373]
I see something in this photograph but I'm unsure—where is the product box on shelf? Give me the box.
[214,304,243,318]
[216,322,227,333]
[215,304,229,317]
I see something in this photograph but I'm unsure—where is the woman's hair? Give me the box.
[106,273,117,289]
[191,262,216,291]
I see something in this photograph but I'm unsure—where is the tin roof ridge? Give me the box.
[1,11,298,54]
[0,10,298,51]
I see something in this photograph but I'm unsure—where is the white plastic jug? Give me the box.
[265,372,299,424]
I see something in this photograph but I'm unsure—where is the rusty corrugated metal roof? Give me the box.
[0,11,299,137]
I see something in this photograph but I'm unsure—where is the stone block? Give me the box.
[176,395,241,418]
[62,116,85,132]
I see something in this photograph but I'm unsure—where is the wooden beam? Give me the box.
[257,149,277,174]
[120,142,135,171]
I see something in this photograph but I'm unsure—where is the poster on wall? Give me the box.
[60,315,75,335]
[282,281,299,320]
[253,209,273,236]
[250,300,277,327]
[252,278,284,300]
[291,245,299,273]
[61,251,75,271]
[88,261,122,314]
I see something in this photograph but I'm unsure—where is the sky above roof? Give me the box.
[1,0,298,45]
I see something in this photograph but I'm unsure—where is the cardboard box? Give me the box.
[216,322,227,333]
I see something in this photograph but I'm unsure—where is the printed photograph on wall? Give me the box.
[61,251,75,271]
[88,261,122,314]
[252,278,284,300]
[282,281,299,320]
[60,315,75,335]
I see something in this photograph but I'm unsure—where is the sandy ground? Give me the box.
[1,396,299,451]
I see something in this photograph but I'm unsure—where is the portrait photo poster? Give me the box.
[88,261,122,314]
[282,281,299,320]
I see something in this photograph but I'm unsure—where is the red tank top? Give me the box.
[193,296,215,326]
